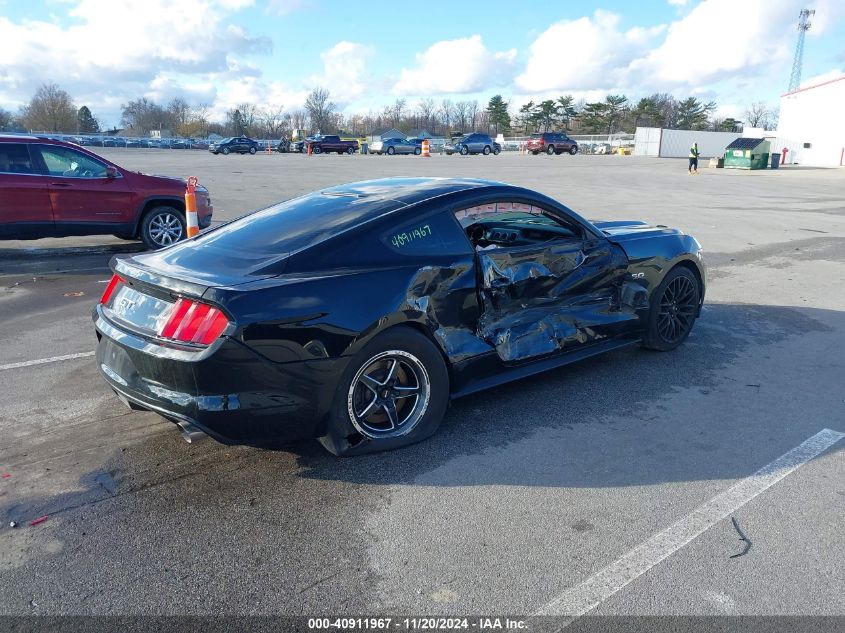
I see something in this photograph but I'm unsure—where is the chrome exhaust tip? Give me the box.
[176,420,206,443]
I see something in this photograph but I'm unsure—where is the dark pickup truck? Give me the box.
[304,135,358,155]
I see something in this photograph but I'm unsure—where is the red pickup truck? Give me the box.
[304,135,358,155]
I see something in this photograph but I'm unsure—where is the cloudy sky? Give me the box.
[1,0,843,127]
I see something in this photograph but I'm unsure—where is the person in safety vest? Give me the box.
[688,142,700,174]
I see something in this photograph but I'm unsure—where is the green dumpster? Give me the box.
[723,138,771,170]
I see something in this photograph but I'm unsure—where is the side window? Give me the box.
[36,146,107,178]
[0,143,38,174]
[455,201,582,251]
[381,211,471,256]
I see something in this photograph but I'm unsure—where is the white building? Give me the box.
[778,75,845,167]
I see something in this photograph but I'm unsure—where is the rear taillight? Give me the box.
[99,274,124,304]
[158,298,230,346]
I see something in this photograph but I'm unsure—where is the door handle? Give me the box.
[50,182,71,187]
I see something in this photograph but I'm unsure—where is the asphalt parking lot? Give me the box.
[1,151,844,626]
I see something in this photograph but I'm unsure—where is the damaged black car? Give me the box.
[94,178,705,455]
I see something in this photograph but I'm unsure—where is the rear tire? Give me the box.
[387,146,395,155]
[318,328,449,456]
[140,206,186,250]
[569,145,578,155]
[642,266,701,351]
[414,147,421,155]
[249,146,256,154]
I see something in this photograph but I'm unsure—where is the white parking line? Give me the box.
[0,351,96,371]
[534,427,845,619]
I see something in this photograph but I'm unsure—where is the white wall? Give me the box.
[659,129,741,158]
[634,127,661,156]
[778,77,845,167]
[634,127,741,158]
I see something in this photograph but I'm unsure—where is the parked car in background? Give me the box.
[209,137,259,155]
[370,137,421,155]
[444,133,501,156]
[304,135,358,155]
[525,132,579,156]
[290,138,310,153]
[170,139,188,149]
[189,139,209,150]
[0,135,212,249]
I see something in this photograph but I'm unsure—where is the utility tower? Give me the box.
[788,9,814,92]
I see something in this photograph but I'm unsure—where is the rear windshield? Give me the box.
[186,191,400,262]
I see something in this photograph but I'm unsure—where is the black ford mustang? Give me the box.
[94,178,704,455]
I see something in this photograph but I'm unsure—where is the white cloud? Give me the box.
[667,0,688,6]
[516,11,664,93]
[0,0,270,123]
[308,41,374,104]
[394,35,517,95]
[630,0,798,88]
[799,69,845,89]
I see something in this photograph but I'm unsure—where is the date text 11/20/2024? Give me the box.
[307,617,528,630]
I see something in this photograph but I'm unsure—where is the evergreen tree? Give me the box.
[77,106,99,134]
[556,95,577,131]
[675,97,716,130]
[486,95,510,135]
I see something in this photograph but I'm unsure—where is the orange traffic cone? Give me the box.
[185,176,199,238]
[421,139,430,157]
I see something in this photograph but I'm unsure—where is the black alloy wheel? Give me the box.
[249,146,256,154]
[319,328,448,456]
[221,147,230,155]
[569,145,578,155]
[460,146,469,155]
[643,267,700,351]
[546,145,555,155]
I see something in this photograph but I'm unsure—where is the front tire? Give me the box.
[483,145,491,155]
[347,147,354,155]
[546,145,555,155]
[313,146,322,154]
[318,328,449,456]
[414,147,421,155]
[387,146,395,155]
[140,206,186,250]
[221,147,230,155]
[460,146,469,156]
[642,266,701,351]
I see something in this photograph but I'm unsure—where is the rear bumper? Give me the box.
[94,311,345,445]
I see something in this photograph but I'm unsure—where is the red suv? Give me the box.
[525,132,579,156]
[0,136,212,249]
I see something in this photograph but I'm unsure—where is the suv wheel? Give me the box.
[387,146,395,155]
[546,145,555,155]
[249,146,257,155]
[347,147,355,155]
[140,206,186,250]
[460,146,469,156]
[569,145,578,155]
[483,145,491,155]
[313,146,322,154]
[221,147,230,155]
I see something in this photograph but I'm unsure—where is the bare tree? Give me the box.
[417,98,436,131]
[21,83,77,132]
[465,100,479,131]
[291,109,308,131]
[120,97,166,135]
[744,102,774,129]
[453,101,471,133]
[167,98,190,135]
[261,105,288,137]
[304,87,335,133]
[440,99,453,132]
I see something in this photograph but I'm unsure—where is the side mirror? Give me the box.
[105,166,119,178]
